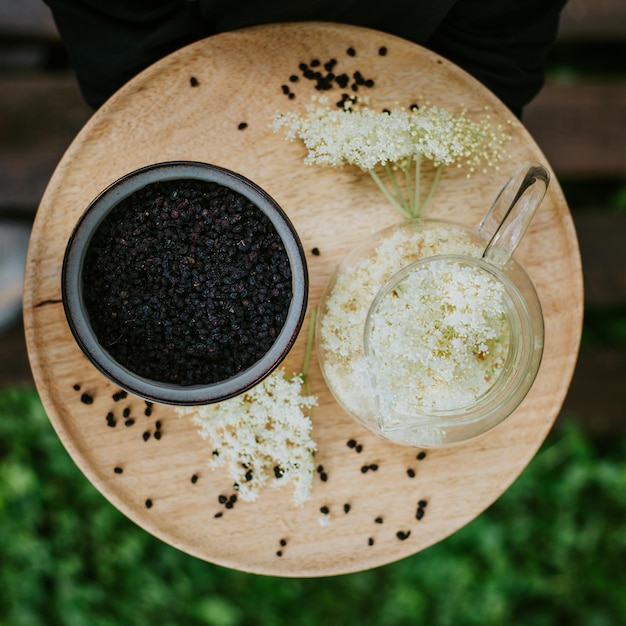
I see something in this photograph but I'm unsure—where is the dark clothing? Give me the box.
[44,0,567,116]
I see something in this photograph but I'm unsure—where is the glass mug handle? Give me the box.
[478,162,550,270]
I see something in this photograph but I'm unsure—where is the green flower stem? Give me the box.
[301,307,317,399]
[368,169,412,219]
[419,164,444,214]
[413,152,422,218]
[384,163,410,215]
[401,161,415,217]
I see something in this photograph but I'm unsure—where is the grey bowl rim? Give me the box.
[61,160,309,405]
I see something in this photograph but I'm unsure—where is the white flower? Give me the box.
[318,225,486,420]
[368,259,511,413]
[177,368,317,505]
[273,96,513,218]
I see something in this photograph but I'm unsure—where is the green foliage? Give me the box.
[1,388,625,625]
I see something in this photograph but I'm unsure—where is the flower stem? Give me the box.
[402,161,415,217]
[368,169,412,219]
[301,307,317,399]
[384,163,409,215]
[413,152,422,218]
[420,164,444,214]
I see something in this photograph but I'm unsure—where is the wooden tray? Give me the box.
[23,22,583,577]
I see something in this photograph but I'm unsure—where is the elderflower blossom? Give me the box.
[368,259,511,415]
[273,101,414,170]
[177,369,317,505]
[318,224,486,423]
[273,96,513,218]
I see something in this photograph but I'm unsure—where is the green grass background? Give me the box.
[1,388,625,626]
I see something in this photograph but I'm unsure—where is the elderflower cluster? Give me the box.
[273,100,415,170]
[273,96,513,218]
[318,224,486,423]
[368,259,511,415]
[177,369,317,505]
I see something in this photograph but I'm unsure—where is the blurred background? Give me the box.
[1,0,625,624]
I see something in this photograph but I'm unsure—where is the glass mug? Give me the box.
[316,162,549,447]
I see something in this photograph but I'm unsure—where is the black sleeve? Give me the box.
[426,0,568,118]
[44,0,566,115]
[43,0,205,109]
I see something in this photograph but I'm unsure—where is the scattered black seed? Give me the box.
[281,84,290,95]
[245,469,253,482]
[310,58,321,67]
[316,464,324,473]
[319,472,328,482]
[191,474,199,484]
[237,122,248,130]
[154,430,162,440]
[289,74,299,82]
[124,418,135,427]
[378,46,387,56]
[229,494,237,505]
[142,431,151,441]
[347,46,356,56]
[343,503,351,514]
[145,499,153,509]
[396,530,411,541]
[114,466,123,474]
[382,108,391,114]
[335,73,350,89]
[407,468,416,478]
[416,507,425,520]
[155,420,162,430]
[347,439,357,448]
[212,450,220,457]
[123,407,131,418]
[190,76,199,87]
[218,495,228,504]
[80,392,94,405]
[364,79,375,88]
[82,178,293,386]
[288,92,295,100]
[417,451,427,460]
[112,390,127,402]
[355,444,363,454]
[410,103,420,111]
[369,464,378,471]
[73,383,81,391]
[225,501,234,509]
[214,511,223,518]
[368,537,374,546]
[144,407,152,416]
[311,247,320,256]
[375,516,383,524]
[320,506,330,515]
[280,538,287,547]
[276,550,283,557]
[418,499,428,508]
[106,412,116,427]
[274,465,284,479]
[361,465,369,474]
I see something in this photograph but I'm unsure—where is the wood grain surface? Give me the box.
[23,22,583,577]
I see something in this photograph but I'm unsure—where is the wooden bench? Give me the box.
[1,0,625,434]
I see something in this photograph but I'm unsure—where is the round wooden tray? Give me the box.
[23,22,582,577]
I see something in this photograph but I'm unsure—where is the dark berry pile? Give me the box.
[82,179,292,385]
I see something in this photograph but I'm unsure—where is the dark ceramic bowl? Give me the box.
[62,161,308,405]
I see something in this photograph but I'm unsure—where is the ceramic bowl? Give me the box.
[62,161,308,405]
